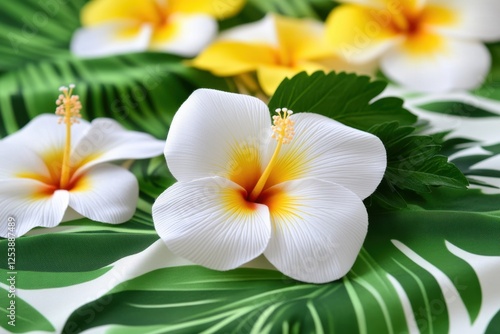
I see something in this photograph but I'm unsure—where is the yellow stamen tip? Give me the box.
[272,108,295,144]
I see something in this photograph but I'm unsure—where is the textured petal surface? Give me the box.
[72,117,164,173]
[1,114,90,157]
[153,177,271,270]
[0,179,69,237]
[150,14,217,57]
[71,21,152,58]
[165,89,271,187]
[0,145,49,180]
[381,38,491,92]
[68,164,138,224]
[263,178,368,283]
[265,113,386,200]
[427,0,500,41]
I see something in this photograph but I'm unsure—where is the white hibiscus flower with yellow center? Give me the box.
[152,89,387,283]
[0,85,164,237]
[326,0,500,92]
[71,0,245,58]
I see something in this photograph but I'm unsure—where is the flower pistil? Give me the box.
[55,84,82,189]
[248,108,294,201]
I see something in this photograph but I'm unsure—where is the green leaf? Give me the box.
[417,101,500,118]
[367,122,468,208]
[447,141,500,187]
[1,286,55,333]
[268,71,417,132]
[0,53,231,138]
[245,0,336,20]
[0,267,111,290]
[486,310,500,334]
[387,155,469,193]
[0,0,85,73]
[0,233,158,272]
[64,265,407,333]
[439,137,476,157]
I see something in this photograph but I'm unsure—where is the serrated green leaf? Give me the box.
[387,156,469,193]
[268,72,417,132]
[417,101,500,118]
[368,122,468,205]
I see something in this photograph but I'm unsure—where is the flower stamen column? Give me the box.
[248,108,295,201]
[55,84,82,189]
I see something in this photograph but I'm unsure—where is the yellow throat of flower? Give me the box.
[55,84,82,189]
[248,108,295,202]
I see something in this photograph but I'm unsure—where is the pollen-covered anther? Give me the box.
[55,84,82,125]
[272,108,295,144]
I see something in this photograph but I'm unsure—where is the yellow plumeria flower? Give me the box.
[0,85,164,237]
[326,0,500,92]
[71,0,245,58]
[191,14,374,96]
[152,89,387,283]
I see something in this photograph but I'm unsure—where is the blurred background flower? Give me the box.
[71,0,245,58]
[325,0,500,92]
[191,14,375,96]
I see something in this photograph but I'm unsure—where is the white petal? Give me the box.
[68,164,138,224]
[71,21,152,58]
[0,145,49,179]
[381,39,491,92]
[0,179,69,237]
[266,113,386,200]
[165,89,271,184]
[152,176,271,270]
[1,114,90,158]
[72,118,164,172]
[263,178,368,283]
[427,0,500,41]
[219,14,278,46]
[149,14,217,57]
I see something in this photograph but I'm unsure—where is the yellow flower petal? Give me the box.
[81,0,161,26]
[150,20,179,45]
[420,5,457,29]
[191,41,276,76]
[325,4,400,63]
[274,15,335,62]
[402,30,446,55]
[256,62,325,96]
[169,0,246,19]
